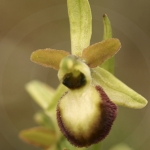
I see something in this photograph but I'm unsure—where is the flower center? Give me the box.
[58,55,92,90]
[62,71,86,89]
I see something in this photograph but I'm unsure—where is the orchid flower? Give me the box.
[28,0,147,148]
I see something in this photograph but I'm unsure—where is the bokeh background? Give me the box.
[0,0,150,150]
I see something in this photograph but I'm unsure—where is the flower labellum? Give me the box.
[57,56,117,147]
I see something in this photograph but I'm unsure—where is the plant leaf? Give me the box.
[101,14,115,74]
[25,80,55,109]
[92,67,148,109]
[67,0,92,56]
[82,38,121,68]
[31,49,70,70]
[19,127,57,149]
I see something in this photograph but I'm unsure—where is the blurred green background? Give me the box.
[0,0,150,150]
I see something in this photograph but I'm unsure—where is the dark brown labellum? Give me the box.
[57,86,117,147]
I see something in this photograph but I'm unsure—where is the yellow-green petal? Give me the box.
[31,49,70,70]
[92,67,148,109]
[82,38,121,68]
[19,127,57,149]
[67,0,92,56]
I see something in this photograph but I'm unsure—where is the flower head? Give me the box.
[31,37,147,147]
[30,0,148,148]
[57,54,118,147]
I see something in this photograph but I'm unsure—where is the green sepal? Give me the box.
[82,38,121,68]
[67,0,92,56]
[25,80,55,109]
[92,67,148,109]
[19,127,57,149]
[101,14,114,73]
[31,49,70,70]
